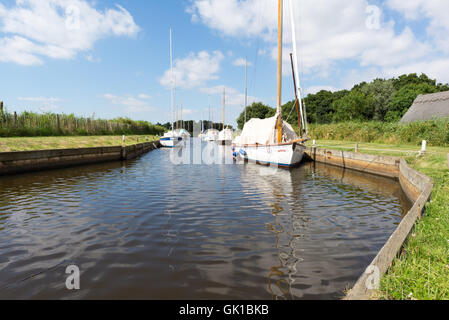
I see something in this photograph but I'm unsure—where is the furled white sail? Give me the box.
[236,116,298,146]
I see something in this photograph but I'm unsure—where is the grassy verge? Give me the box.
[308,120,449,147]
[0,135,159,152]
[306,139,449,300]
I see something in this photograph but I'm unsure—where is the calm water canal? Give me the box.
[0,141,411,300]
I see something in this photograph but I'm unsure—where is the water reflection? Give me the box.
[0,143,410,300]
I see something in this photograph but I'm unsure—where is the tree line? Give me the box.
[237,73,449,129]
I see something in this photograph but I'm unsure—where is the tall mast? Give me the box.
[223,87,226,130]
[275,0,284,143]
[276,0,283,115]
[244,57,248,124]
[181,97,183,129]
[289,0,306,135]
[170,28,175,132]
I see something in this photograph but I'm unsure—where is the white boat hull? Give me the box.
[236,142,305,168]
[160,137,182,148]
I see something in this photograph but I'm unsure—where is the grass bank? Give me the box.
[0,135,159,152]
[308,119,449,147]
[306,139,449,300]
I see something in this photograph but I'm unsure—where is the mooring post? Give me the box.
[122,135,126,143]
[421,140,427,154]
[355,143,359,153]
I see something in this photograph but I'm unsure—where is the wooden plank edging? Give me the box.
[0,140,162,176]
[304,147,434,300]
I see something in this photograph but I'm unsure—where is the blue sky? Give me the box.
[1,0,448,126]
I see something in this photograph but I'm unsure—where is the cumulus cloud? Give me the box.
[386,0,449,53]
[233,58,252,67]
[17,96,61,112]
[0,0,139,65]
[159,50,224,89]
[188,0,448,83]
[103,94,155,113]
[200,86,260,107]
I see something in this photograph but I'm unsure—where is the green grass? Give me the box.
[308,119,449,147]
[307,139,449,300]
[0,135,159,152]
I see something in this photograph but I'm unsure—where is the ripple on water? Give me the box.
[0,142,411,300]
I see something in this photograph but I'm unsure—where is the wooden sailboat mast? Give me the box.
[276,0,283,143]
[277,0,283,114]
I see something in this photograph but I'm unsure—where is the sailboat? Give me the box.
[233,0,308,168]
[217,87,233,145]
[161,28,183,148]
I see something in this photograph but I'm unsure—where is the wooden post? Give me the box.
[355,143,359,153]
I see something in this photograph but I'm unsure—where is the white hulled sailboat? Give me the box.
[161,28,183,148]
[233,0,308,168]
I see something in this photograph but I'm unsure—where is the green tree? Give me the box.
[360,79,396,121]
[392,73,437,90]
[303,90,349,124]
[385,83,440,122]
[332,90,374,122]
[237,102,275,129]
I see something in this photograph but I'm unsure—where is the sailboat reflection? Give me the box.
[239,164,308,300]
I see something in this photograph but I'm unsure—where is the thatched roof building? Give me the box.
[400,91,449,123]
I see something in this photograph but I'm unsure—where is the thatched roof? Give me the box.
[400,91,449,123]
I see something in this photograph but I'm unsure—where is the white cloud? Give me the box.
[159,50,224,89]
[103,94,155,113]
[386,0,449,53]
[0,0,139,66]
[17,96,61,112]
[189,0,446,84]
[188,0,277,40]
[233,58,252,67]
[304,86,339,95]
[137,94,151,99]
[200,86,260,107]
[17,97,61,103]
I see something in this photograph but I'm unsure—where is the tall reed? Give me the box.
[0,111,166,137]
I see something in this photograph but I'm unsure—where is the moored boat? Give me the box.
[233,0,308,168]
